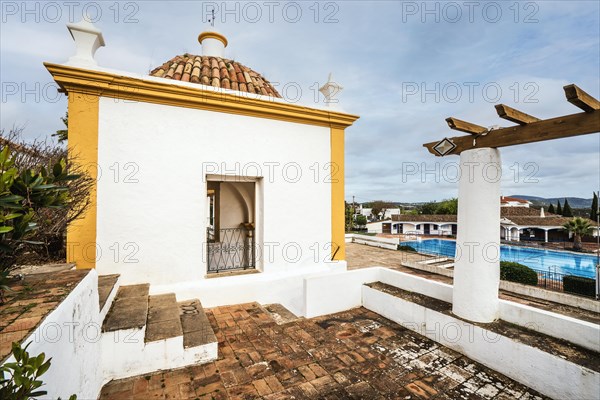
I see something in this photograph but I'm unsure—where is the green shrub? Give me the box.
[500,261,538,286]
[398,245,416,252]
[563,275,596,297]
[0,342,76,400]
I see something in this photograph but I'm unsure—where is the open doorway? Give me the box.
[206,179,257,274]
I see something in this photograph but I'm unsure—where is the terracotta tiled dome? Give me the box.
[149,54,281,98]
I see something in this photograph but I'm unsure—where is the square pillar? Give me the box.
[453,148,501,323]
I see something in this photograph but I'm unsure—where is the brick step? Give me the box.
[178,299,217,348]
[102,283,149,332]
[145,294,183,343]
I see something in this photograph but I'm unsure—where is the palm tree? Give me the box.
[563,217,593,250]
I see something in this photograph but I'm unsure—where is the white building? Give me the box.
[500,195,531,207]
[390,202,598,242]
[48,21,358,284]
[356,204,400,221]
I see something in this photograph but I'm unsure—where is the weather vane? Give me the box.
[208,7,215,27]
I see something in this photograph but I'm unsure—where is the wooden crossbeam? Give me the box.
[445,117,487,135]
[495,104,540,125]
[424,110,599,156]
[564,84,600,112]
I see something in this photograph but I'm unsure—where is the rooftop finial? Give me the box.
[319,73,344,109]
[66,17,105,67]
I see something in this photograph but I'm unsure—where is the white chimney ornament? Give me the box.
[198,30,228,58]
[66,17,105,67]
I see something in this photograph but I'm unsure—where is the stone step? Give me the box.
[178,299,217,349]
[145,294,183,343]
[98,274,119,312]
[102,283,149,332]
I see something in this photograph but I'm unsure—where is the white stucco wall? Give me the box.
[95,98,332,284]
[2,271,103,400]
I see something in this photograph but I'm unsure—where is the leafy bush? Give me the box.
[1,129,93,268]
[398,245,417,252]
[0,342,76,400]
[500,261,538,286]
[563,275,596,297]
[0,144,85,301]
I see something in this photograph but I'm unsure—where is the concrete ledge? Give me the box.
[362,285,600,400]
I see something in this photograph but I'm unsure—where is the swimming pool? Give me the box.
[402,239,598,278]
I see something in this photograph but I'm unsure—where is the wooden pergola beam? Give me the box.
[495,104,540,125]
[445,117,487,135]
[564,84,600,112]
[424,110,600,156]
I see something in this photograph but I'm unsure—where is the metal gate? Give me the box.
[207,226,255,273]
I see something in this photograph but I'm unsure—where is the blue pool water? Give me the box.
[402,239,598,278]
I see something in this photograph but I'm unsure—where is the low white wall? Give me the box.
[379,268,453,303]
[402,259,454,278]
[346,233,399,250]
[304,268,381,318]
[151,262,348,317]
[2,271,103,400]
[499,300,599,351]
[363,285,600,400]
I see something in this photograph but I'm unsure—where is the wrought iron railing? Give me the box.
[207,227,255,273]
[530,267,597,298]
[531,268,566,292]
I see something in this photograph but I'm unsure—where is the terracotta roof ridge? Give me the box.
[149,54,281,98]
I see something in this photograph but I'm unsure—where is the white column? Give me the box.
[453,148,501,323]
[544,229,549,243]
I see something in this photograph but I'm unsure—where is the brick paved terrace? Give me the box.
[100,303,548,400]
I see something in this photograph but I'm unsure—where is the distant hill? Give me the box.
[510,195,593,209]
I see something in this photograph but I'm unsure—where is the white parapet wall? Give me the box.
[304,268,381,318]
[499,300,599,351]
[363,285,600,400]
[2,270,103,400]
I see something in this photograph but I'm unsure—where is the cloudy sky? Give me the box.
[1,1,599,203]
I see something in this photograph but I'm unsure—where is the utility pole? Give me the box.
[352,196,356,231]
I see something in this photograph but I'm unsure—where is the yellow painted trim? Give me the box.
[330,127,345,260]
[66,92,99,269]
[44,63,359,129]
[46,63,359,265]
[198,31,228,47]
